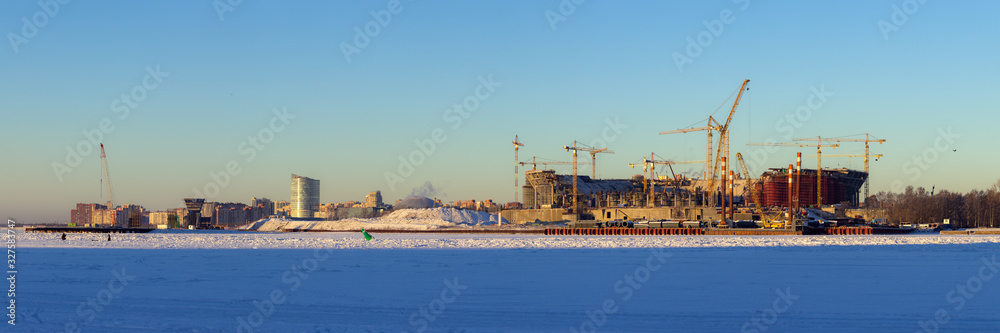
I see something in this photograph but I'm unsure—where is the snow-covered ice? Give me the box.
[11,230,1000,332]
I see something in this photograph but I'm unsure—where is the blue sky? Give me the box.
[2,1,998,223]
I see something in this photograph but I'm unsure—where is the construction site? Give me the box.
[502,79,890,233]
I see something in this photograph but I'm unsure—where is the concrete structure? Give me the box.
[501,207,722,224]
[290,174,320,218]
[521,170,712,210]
[509,169,753,223]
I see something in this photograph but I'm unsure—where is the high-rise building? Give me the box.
[290,174,320,219]
[71,203,106,226]
[363,191,384,208]
[114,204,147,228]
[215,203,250,228]
[274,200,290,217]
[90,209,116,227]
[149,211,169,228]
[250,197,274,221]
[202,202,216,221]
[184,198,206,228]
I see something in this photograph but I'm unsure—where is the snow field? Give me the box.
[10,231,1000,332]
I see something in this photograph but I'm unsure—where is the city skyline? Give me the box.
[3,1,999,223]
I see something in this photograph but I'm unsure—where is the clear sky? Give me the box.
[2,1,998,223]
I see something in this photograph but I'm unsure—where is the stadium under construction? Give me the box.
[502,79,885,229]
[503,167,867,224]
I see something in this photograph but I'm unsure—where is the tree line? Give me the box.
[871,180,1000,228]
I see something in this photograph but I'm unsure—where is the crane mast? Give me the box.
[513,135,524,206]
[794,134,885,204]
[707,79,750,207]
[564,141,612,214]
[100,143,115,208]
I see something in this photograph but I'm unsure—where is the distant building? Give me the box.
[71,203,106,226]
[214,203,250,228]
[184,198,206,228]
[90,209,116,227]
[149,211,170,228]
[250,197,274,222]
[363,191,384,208]
[453,199,477,210]
[171,208,186,228]
[202,202,216,221]
[114,205,147,228]
[275,200,290,217]
[290,174,320,219]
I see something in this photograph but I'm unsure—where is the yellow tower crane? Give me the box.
[807,153,883,204]
[659,116,718,180]
[628,153,704,207]
[564,141,612,214]
[794,134,885,201]
[736,153,784,228]
[661,79,750,209]
[519,157,589,171]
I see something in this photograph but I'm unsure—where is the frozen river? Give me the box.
[9,231,1000,332]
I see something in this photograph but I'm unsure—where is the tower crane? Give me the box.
[564,141,611,213]
[794,134,885,200]
[736,153,784,228]
[628,153,704,207]
[807,153,883,205]
[519,157,588,171]
[99,143,116,209]
[746,141,839,207]
[513,135,524,205]
[706,79,750,211]
[659,116,718,180]
[661,79,750,206]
